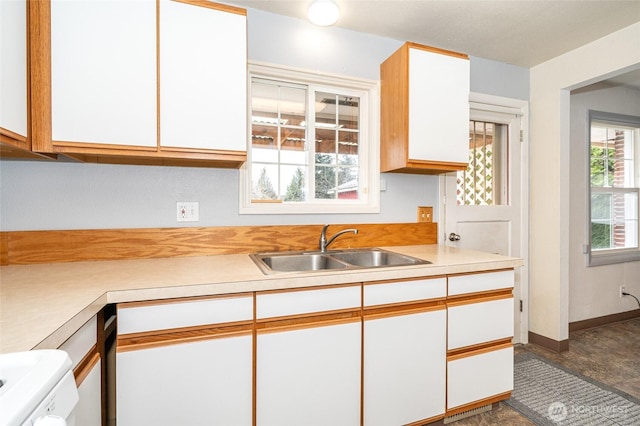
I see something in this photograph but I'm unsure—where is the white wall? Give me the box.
[529,22,640,342]
[0,6,528,231]
[569,84,640,322]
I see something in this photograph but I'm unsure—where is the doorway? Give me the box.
[441,93,529,343]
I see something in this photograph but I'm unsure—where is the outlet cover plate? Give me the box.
[177,202,199,222]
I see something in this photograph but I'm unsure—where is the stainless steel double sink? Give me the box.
[250,248,431,274]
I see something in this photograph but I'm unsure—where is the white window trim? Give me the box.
[587,109,640,266]
[239,61,380,215]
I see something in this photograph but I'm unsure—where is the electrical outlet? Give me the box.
[620,285,627,298]
[177,202,199,222]
[417,206,433,223]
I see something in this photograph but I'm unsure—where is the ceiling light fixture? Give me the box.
[307,0,339,26]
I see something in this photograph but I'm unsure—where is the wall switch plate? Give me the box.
[417,206,433,223]
[177,202,199,222]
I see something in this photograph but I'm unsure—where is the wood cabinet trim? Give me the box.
[405,41,469,61]
[171,0,247,16]
[445,392,511,417]
[447,268,514,278]
[364,275,446,286]
[446,290,513,306]
[446,340,512,361]
[255,310,361,334]
[405,413,445,426]
[257,282,361,296]
[117,322,254,352]
[73,346,100,387]
[28,0,52,153]
[363,300,446,319]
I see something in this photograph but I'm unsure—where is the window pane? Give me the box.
[316,128,336,156]
[281,165,307,202]
[591,124,634,188]
[591,191,639,250]
[457,120,507,206]
[339,130,358,156]
[252,164,279,201]
[314,91,360,201]
[315,164,336,199]
[338,95,359,130]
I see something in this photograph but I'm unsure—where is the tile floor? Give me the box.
[451,316,640,425]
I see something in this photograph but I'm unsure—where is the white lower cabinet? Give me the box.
[116,295,253,426]
[117,334,252,425]
[363,277,447,425]
[446,270,515,414]
[59,316,101,426]
[256,285,361,426]
[256,321,361,426]
[364,309,446,425]
[75,358,102,426]
[447,345,514,410]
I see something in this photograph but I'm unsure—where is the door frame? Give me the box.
[439,92,530,344]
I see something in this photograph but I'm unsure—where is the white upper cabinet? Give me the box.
[380,42,470,174]
[50,0,157,147]
[0,0,28,140]
[159,0,247,152]
[408,46,469,164]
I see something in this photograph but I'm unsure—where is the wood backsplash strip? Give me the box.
[1,223,438,265]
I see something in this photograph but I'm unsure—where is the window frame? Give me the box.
[587,110,640,266]
[239,62,380,215]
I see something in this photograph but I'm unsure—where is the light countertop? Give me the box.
[0,245,523,354]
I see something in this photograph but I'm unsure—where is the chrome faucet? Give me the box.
[319,224,358,252]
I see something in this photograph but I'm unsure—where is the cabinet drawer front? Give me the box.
[256,285,360,319]
[448,270,514,296]
[447,345,513,410]
[364,277,446,306]
[448,297,513,350]
[118,295,253,335]
[59,316,97,369]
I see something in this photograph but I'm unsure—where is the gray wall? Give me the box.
[0,7,529,231]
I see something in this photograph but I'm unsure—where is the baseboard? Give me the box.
[528,331,570,353]
[569,309,640,332]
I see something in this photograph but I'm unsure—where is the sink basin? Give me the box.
[250,248,430,274]
[331,249,427,267]
[259,253,348,272]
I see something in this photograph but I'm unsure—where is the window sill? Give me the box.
[589,249,640,266]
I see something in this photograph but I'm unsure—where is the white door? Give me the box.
[443,94,528,343]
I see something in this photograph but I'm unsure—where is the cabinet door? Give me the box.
[257,321,361,426]
[50,0,156,146]
[364,309,446,425]
[76,358,102,426]
[59,316,101,426]
[117,335,252,426]
[159,0,247,151]
[447,345,513,410]
[408,46,469,164]
[0,0,28,141]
